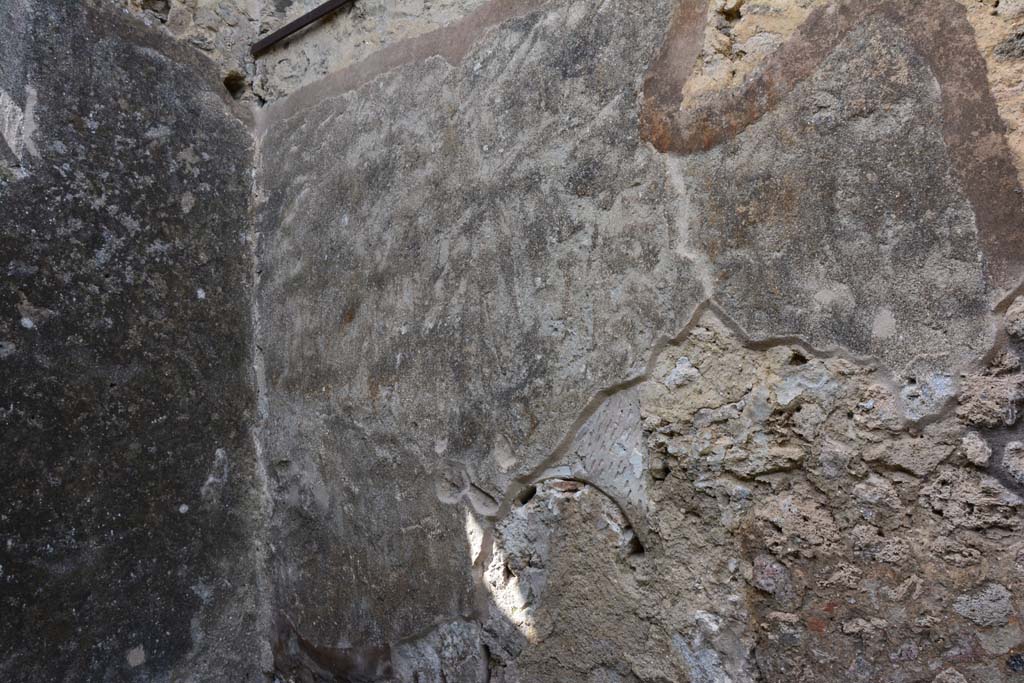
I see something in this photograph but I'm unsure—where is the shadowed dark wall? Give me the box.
[0,2,259,680]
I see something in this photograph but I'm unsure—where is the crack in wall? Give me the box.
[487,295,940,517]
[237,0,1024,678]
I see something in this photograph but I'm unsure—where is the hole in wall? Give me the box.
[625,532,645,556]
[515,485,537,507]
[618,527,646,563]
[223,71,247,100]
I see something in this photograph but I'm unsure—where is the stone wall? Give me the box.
[0,1,261,680]
[482,306,1024,681]
[4,0,1024,681]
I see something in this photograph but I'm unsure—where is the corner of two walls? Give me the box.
[117,0,491,104]
[6,0,1024,681]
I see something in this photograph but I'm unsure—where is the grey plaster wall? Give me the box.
[255,0,703,674]
[0,2,261,681]
[253,0,1024,680]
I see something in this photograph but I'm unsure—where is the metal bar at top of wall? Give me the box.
[251,0,356,57]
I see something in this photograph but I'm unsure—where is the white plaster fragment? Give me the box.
[200,448,229,501]
[0,88,25,160]
[22,85,38,158]
[665,356,700,388]
[145,124,172,139]
[872,308,897,339]
[933,668,968,683]
[492,434,516,471]
[960,432,991,467]
[126,645,146,668]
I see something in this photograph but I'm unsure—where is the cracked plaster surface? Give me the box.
[6,0,1024,680]
[252,0,1024,679]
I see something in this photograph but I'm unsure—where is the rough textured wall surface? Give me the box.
[6,0,1024,681]
[255,0,1024,681]
[0,1,260,681]
[115,0,488,102]
[120,0,1024,159]
[485,307,1024,682]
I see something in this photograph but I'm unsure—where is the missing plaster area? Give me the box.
[480,310,1024,682]
[995,26,1024,60]
[674,0,829,114]
[959,294,1024,496]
